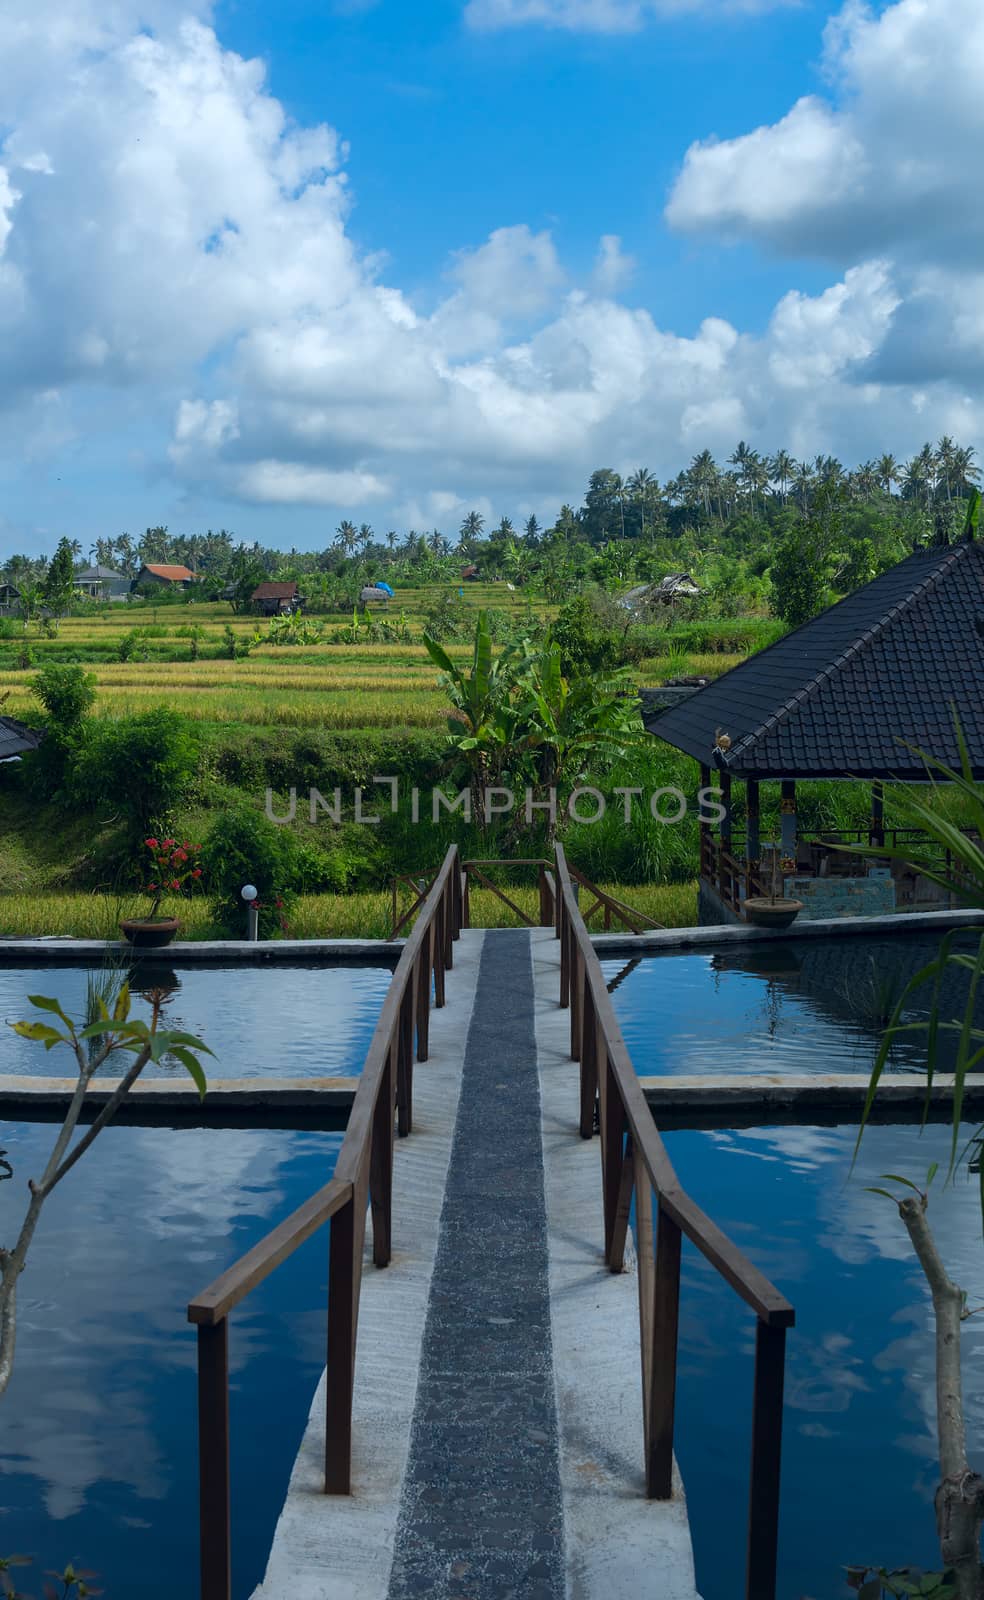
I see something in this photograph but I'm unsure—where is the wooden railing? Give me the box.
[457,857,663,935]
[554,843,794,1599]
[187,844,463,1600]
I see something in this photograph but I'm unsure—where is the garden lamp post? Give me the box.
[241,883,258,941]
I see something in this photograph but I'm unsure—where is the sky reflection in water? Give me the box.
[604,931,983,1077]
[665,1120,984,1598]
[0,961,393,1078]
[0,1119,342,1598]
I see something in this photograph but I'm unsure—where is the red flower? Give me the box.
[192,867,202,878]
[148,882,157,891]
[163,837,176,848]
[170,878,180,890]
[145,837,159,849]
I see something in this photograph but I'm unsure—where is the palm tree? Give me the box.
[524,514,540,545]
[876,454,899,495]
[627,467,655,538]
[459,510,485,543]
[385,530,398,551]
[610,474,626,538]
[335,520,358,554]
[768,450,796,503]
[358,523,375,551]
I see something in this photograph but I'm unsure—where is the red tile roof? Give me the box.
[142,563,195,581]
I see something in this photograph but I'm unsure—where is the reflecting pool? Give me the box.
[0,961,393,1078]
[604,930,983,1076]
[664,1119,984,1598]
[0,1119,341,1598]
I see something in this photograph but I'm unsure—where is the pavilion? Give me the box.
[647,535,984,923]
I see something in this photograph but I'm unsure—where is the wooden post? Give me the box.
[197,1321,231,1600]
[746,1321,787,1600]
[871,779,884,848]
[369,1047,394,1266]
[746,778,760,899]
[780,779,797,876]
[415,939,431,1061]
[325,1196,357,1494]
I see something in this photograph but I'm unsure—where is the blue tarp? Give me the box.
[376,581,394,595]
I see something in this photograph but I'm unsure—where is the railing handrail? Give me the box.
[554,842,793,1598]
[554,845,792,1325]
[189,842,463,1600]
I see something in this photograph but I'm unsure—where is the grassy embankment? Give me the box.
[0,588,776,935]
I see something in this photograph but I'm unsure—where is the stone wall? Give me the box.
[784,871,896,921]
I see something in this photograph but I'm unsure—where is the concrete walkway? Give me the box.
[253,927,698,1600]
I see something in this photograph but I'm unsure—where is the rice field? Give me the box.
[0,594,744,728]
[0,883,698,940]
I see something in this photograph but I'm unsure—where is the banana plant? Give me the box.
[423,610,529,818]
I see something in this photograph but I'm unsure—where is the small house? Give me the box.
[73,564,130,602]
[0,583,21,612]
[251,580,303,616]
[132,563,197,591]
[620,574,700,612]
[359,584,392,606]
[460,565,480,582]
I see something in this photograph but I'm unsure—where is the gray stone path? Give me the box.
[387,930,565,1600]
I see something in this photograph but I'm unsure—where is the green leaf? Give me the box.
[879,1173,924,1193]
[113,983,131,1024]
[26,994,72,1027]
[865,1187,902,1204]
[161,1030,214,1056]
[169,1047,208,1100]
[9,1020,66,1048]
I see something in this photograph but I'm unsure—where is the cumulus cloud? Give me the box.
[3,0,984,537]
[465,0,790,29]
[667,0,984,263]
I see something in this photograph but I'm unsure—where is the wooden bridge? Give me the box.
[189,846,794,1600]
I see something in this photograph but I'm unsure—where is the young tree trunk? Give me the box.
[898,1195,984,1597]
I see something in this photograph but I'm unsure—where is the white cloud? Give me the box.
[465,0,791,29]
[591,234,635,295]
[3,0,984,536]
[667,0,984,262]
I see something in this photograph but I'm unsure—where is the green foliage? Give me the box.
[852,718,984,1202]
[26,665,96,799]
[31,664,96,731]
[201,802,300,936]
[69,708,200,833]
[334,606,414,644]
[550,594,634,676]
[221,624,252,660]
[771,483,847,627]
[267,612,324,645]
[42,538,76,616]
[845,1565,956,1599]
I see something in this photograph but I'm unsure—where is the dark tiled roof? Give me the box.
[0,716,43,760]
[251,581,299,600]
[650,539,984,778]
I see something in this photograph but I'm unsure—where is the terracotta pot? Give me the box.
[120,916,180,948]
[742,897,804,931]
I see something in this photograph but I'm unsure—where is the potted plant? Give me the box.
[743,836,804,931]
[120,836,203,947]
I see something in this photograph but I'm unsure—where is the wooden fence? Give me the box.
[187,844,463,1600]
[554,842,794,1599]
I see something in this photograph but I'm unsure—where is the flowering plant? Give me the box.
[142,836,203,919]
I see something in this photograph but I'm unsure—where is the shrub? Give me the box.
[70,708,200,832]
[25,663,96,799]
[202,803,300,936]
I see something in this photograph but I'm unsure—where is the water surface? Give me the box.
[664,1119,984,1598]
[604,930,983,1076]
[0,961,393,1078]
[0,1118,341,1599]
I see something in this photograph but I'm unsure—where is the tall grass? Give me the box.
[0,883,698,939]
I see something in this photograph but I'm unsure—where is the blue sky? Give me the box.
[1,0,982,555]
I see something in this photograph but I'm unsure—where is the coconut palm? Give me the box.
[768,450,796,503]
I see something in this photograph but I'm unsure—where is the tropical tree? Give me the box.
[42,537,76,616]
